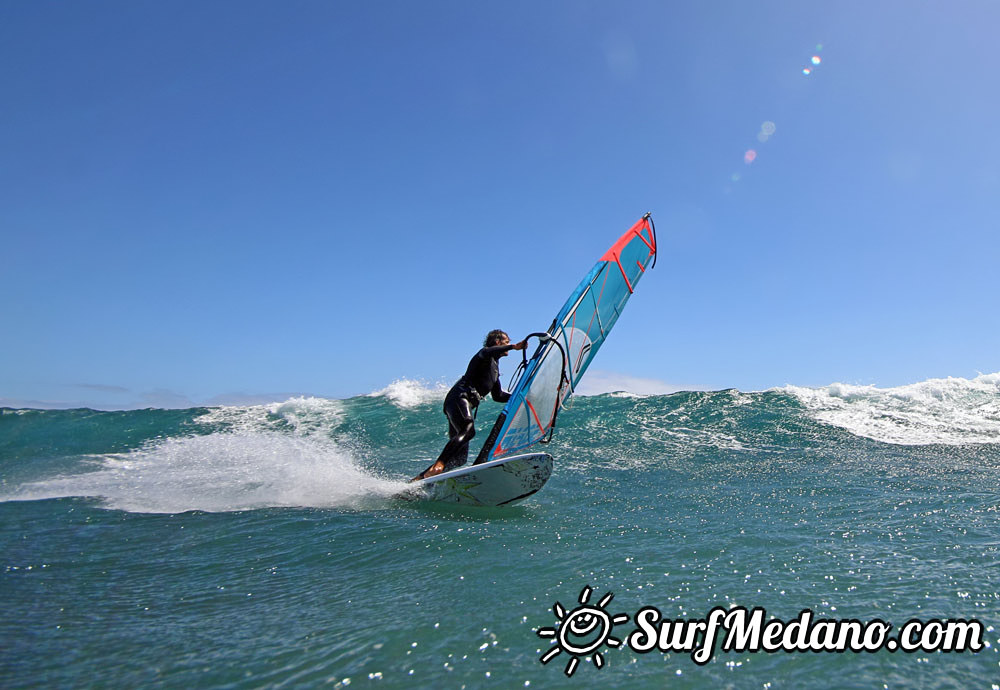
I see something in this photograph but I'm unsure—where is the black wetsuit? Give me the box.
[421,344,513,476]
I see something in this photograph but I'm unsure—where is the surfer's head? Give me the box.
[485,330,510,348]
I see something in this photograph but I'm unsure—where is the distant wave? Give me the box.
[194,395,346,436]
[367,379,447,409]
[780,372,1000,446]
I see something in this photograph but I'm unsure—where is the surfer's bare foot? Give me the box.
[411,460,445,482]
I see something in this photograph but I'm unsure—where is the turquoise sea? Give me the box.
[2,374,999,688]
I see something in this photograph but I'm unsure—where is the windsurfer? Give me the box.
[412,330,527,481]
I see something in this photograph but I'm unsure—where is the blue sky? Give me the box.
[2,1,998,409]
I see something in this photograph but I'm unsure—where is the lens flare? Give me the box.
[744,150,757,164]
[803,67,812,75]
[758,121,776,142]
[812,55,822,65]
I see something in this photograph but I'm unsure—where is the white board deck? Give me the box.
[401,452,553,507]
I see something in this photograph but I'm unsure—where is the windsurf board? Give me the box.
[402,452,553,507]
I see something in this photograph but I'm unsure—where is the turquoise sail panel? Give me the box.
[482,214,657,460]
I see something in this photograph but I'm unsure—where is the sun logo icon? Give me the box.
[536,586,629,677]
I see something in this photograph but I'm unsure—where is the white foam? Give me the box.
[607,390,647,399]
[192,396,344,435]
[369,379,447,409]
[3,396,409,513]
[781,372,1000,446]
[5,431,408,513]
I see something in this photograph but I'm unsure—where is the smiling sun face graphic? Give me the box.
[537,586,629,677]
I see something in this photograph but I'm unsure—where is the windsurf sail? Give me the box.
[474,213,657,462]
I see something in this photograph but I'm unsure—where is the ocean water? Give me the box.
[2,374,999,688]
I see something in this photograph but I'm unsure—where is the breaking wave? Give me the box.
[781,373,1000,446]
[368,379,447,409]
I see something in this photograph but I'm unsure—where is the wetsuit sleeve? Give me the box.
[480,344,515,358]
[490,378,511,404]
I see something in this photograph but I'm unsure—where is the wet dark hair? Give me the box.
[484,329,509,347]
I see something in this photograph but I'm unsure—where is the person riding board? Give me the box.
[412,330,528,481]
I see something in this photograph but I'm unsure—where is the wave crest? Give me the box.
[368,379,447,409]
[781,373,1000,446]
[193,396,344,436]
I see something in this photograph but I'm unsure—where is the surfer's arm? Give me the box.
[490,379,511,403]
[481,344,515,357]
[481,339,527,358]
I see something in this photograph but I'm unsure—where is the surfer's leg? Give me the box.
[412,392,462,481]
[441,396,475,470]
[413,397,475,480]
[442,437,471,472]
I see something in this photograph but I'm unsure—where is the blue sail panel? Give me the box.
[485,215,657,460]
